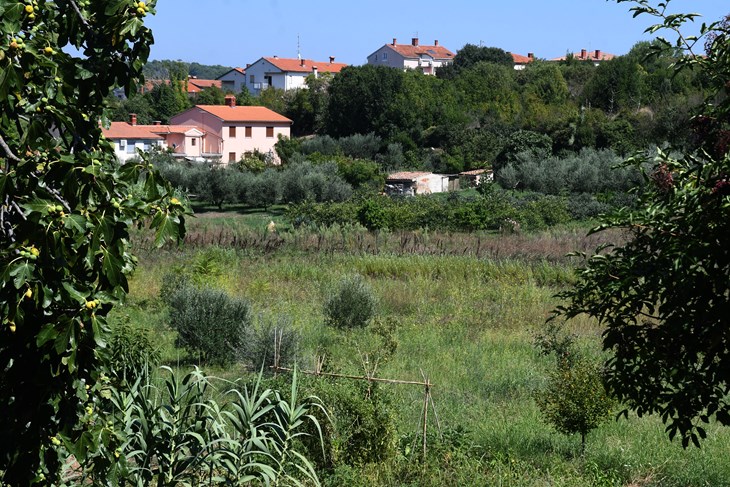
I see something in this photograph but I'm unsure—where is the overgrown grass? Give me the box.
[118,219,730,486]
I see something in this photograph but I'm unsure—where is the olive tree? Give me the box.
[556,0,730,448]
[0,0,186,483]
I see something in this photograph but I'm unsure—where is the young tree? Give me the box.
[556,0,730,447]
[0,0,186,482]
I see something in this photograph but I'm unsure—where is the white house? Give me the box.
[367,38,454,75]
[217,67,247,93]
[244,56,348,95]
[102,115,166,163]
[385,171,458,196]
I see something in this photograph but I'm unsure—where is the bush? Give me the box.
[241,315,300,370]
[166,282,252,365]
[324,275,377,329]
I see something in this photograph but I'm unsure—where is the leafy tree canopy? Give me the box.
[556,0,730,448]
[0,0,186,482]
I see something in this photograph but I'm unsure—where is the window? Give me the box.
[249,75,254,83]
[266,127,274,138]
[143,142,151,151]
[245,126,252,138]
[126,140,136,154]
[382,52,388,60]
[191,138,197,146]
[119,139,127,149]
[229,152,236,162]
[229,126,236,138]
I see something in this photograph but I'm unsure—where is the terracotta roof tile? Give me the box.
[510,53,534,64]
[102,122,164,140]
[460,169,492,176]
[195,105,293,123]
[387,42,454,60]
[263,57,348,74]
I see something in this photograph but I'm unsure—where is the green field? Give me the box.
[118,212,730,486]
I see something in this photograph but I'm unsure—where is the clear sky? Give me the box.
[145,0,728,68]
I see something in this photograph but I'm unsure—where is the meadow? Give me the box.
[117,211,730,486]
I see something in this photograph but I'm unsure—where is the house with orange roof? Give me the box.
[139,77,223,96]
[510,52,535,70]
[367,38,455,75]
[217,67,247,93]
[170,95,292,164]
[550,48,616,66]
[102,114,205,162]
[244,56,348,95]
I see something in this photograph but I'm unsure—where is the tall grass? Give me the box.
[119,230,730,486]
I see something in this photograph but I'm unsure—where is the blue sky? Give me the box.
[145,0,728,68]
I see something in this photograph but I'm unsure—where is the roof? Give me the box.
[147,125,204,136]
[387,171,434,181]
[102,122,164,140]
[460,169,492,176]
[195,105,293,123]
[386,42,454,60]
[262,57,348,74]
[217,67,246,79]
[187,79,223,93]
[551,49,616,62]
[510,53,534,64]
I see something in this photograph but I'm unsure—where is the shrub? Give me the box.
[166,282,252,364]
[535,356,614,455]
[324,275,377,329]
[241,315,300,370]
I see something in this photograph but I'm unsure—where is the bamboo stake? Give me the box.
[272,365,432,387]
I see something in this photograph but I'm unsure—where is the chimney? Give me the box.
[412,37,419,46]
[580,48,587,59]
[246,63,251,68]
[392,38,397,45]
[528,52,534,60]
[594,49,601,59]
[153,120,161,126]
[224,95,236,107]
[329,56,335,63]
[312,66,318,78]
[300,58,305,67]
[434,40,439,46]
[130,113,137,126]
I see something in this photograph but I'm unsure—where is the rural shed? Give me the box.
[385,171,458,196]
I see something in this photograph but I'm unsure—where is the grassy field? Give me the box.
[118,211,730,486]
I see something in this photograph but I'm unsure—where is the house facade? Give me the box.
[102,115,206,162]
[367,38,454,75]
[217,67,247,93]
[170,96,292,164]
[385,171,458,196]
[103,116,166,163]
[244,56,348,95]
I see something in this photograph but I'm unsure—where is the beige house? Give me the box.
[550,48,616,66]
[367,38,455,75]
[170,95,292,164]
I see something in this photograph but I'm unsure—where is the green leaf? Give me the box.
[101,246,124,287]
[9,261,35,289]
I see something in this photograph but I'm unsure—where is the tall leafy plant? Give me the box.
[0,0,188,483]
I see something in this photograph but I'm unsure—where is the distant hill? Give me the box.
[143,60,233,80]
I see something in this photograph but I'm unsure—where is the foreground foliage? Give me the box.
[0,0,187,483]
[557,0,730,446]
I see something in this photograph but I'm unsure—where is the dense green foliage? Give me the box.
[164,278,253,365]
[557,1,730,447]
[323,274,378,329]
[0,0,187,483]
